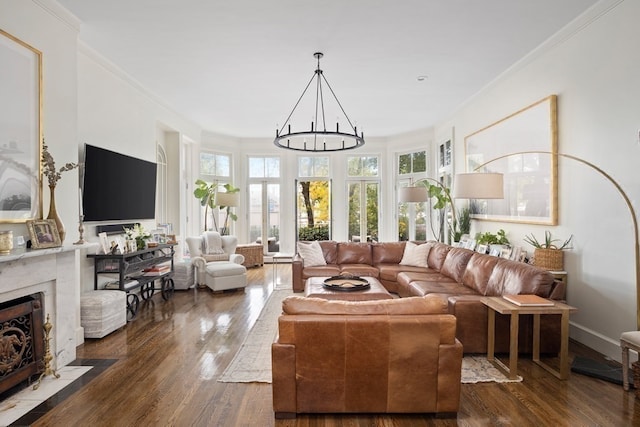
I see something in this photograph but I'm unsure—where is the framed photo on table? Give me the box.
[0,29,43,223]
[27,219,61,249]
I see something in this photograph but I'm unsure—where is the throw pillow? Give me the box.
[399,241,430,268]
[204,231,225,255]
[203,253,230,262]
[296,241,327,267]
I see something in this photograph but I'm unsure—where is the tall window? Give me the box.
[297,157,331,241]
[347,156,379,242]
[248,157,280,253]
[198,151,232,233]
[397,150,427,241]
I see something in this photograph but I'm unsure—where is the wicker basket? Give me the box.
[533,248,564,270]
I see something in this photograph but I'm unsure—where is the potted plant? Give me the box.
[523,231,573,270]
[193,180,239,233]
[475,229,510,254]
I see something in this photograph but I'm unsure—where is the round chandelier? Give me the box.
[274,52,365,152]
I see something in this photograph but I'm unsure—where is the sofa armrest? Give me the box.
[191,256,207,286]
[437,339,463,413]
[272,342,297,417]
[292,254,305,293]
[230,253,245,265]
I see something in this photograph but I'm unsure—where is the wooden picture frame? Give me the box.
[0,29,43,223]
[464,95,558,225]
[27,219,61,249]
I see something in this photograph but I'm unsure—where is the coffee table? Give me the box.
[481,296,578,380]
[305,276,393,301]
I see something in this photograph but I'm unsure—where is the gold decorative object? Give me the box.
[0,231,13,254]
[33,314,60,390]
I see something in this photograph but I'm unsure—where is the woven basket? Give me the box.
[533,248,564,270]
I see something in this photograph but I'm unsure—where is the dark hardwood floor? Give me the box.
[28,264,640,426]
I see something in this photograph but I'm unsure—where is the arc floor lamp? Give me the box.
[453,151,640,330]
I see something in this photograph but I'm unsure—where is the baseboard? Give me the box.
[570,322,630,363]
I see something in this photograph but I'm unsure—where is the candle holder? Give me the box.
[74,214,86,245]
[33,314,60,390]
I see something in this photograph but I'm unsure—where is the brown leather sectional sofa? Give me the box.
[292,240,565,353]
[272,295,463,417]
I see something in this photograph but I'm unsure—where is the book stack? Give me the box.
[143,264,171,276]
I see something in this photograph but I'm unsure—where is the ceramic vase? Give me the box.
[46,184,65,243]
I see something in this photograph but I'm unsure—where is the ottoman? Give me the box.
[81,290,127,338]
[205,262,247,292]
[173,261,195,290]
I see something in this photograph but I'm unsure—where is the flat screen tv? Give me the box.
[82,144,157,222]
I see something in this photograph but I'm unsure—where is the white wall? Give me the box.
[437,0,640,360]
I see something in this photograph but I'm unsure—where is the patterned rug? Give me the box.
[218,290,522,384]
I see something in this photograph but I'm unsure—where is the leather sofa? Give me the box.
[272,295,462,418]
[292,240,564,353]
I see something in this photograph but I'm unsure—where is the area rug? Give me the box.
[218,288,293,382]
[218,290,522,384]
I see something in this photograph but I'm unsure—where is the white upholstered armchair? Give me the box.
[185,231,247,291]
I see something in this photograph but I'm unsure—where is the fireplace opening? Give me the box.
[0,293,44,395]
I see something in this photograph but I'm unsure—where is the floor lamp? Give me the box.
[453,151,640,330]
[399,178,459,241]
[215,191,239,235]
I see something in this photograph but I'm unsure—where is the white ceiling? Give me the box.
[57,0,599,138]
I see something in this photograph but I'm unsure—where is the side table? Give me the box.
[272,252,293,286]
[481,296,577,380]
[235,243,264,268]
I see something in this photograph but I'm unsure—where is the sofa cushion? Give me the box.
[377,264,431,283]
[371,241,406,264]
[461,253,501,294]
[426,242,453,271]
[297,241,327,267]
[440,247,475,283]
[485,258,555,296]
[282,294,448,315]
[318,241,339,264]
[336,242,372,265]
[408,280,479,297]
[400,241,431,267]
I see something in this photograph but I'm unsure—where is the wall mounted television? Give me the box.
[82,144,157,222]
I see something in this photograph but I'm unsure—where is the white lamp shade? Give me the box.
[215,192,239,207]
[452,173,504,199]
[398,186,429,203]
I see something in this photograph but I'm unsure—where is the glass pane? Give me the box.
[412,151,426,173]
[216,154,230,177]
[398,153,411,174]
[200,152,216,175]
[267,183,280,252]
[348,182,361,241]
[249,157,265,178]
[363,157,379,177]
[297,180,331,240]
[347,157,362,177]
[249,183,263,243]
[314,157,329,177]
[366,182,379,240]
[298,157,312,177]
[266,157,280,178]
[415,201,427,241]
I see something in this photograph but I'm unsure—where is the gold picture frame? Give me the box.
[464,95,558,225]
[0,29,43,223]
[27,219,61,249]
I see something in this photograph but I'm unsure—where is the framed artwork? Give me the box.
[476,244,488,254]
[464,95,558,225]
[500,247,512,259]
[0,29,43,223]
[27,219,61,249]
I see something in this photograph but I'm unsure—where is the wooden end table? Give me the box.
[481,296,577,380]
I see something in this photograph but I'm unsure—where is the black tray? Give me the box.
[322,275,370,291]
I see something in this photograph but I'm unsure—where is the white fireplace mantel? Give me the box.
[0,244,90,369]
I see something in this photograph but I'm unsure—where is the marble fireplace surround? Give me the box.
[0,246,85,370]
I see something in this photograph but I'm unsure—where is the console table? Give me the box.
[87,244,176,319]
